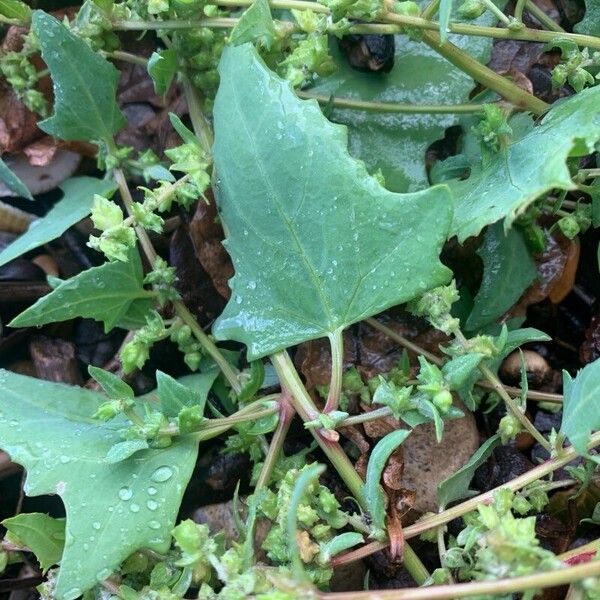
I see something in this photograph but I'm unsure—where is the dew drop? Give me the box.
[118,486,133,501]
[146,500,158,511]
[130,503,140,513]
[92,522,101,530]
[148,520,161,530]
[150,466,173,482]
[147,486,157,496]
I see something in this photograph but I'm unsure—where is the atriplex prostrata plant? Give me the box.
[0,0,600,598]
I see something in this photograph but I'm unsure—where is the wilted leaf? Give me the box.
[212,44,452,359]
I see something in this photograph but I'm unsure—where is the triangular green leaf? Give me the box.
[9,248,150,332]
[212,44,453,359]
[230,0,277,49]
[451,86,600,241]
[561,360,600,454]
[2,513,65,573]
[0,0,31,22]
[147,49,178,95]
[0,177,116,268]
[157,370,210,418]
[32,11,125,142]
[0,369,217,599]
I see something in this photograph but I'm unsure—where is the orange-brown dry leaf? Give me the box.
[361,409,397,439]
[382,446,404,490]
[22,136,59,166]
[188,194,235,300]
[296,530,320,563]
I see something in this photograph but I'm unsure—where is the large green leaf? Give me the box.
[211,44,453,359]
[575,0,600,35]
[561,359,600,454]
[0,177,116,268]
[2,513,65,573]
[465,222,537,332]
[9,248,151,332]
[32,11,125,142]
[0,369,215,599]
[311,8,498,192]
[451,86,600,241]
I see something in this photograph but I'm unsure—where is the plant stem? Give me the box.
[113,17,240,30]
[319,559,600,599]
[482,0,512,25]
[255,394,295,491]
[332,430,600,565]
[324,328,344,414]
[297,92,487,114]
[415,28,548,114]
[513,0,528,25]
[270,350,430,584]
[113,168,242,393]
[525,0,564,32]
[182,76,213,152]
[103,50,149,66]
[365,317,562,403]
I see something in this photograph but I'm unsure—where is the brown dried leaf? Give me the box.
[382,446,404,490]
[188,195,234,300]
[580,313,600,365]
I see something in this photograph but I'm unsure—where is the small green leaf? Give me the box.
[105,439,149,464]
[169,113,201,147]
[319,532,364,563]
[0,369,215,599]
[9,248,149,332]
[147,49,178,95]
[32,10,125,142]
[441,353,484,390]
[561,359,600,454]
[451,86,600,241]
[0,0,31,23]
[364,429,411,536]
[0,156,33,200]
[2,513,65,573]
[156,369,217,418]
[465,222,537,332]
[88,366,134,399]
[0,177,116,268]
[212,44,452,359]
[437,434,500,508]
[230,0,277,49]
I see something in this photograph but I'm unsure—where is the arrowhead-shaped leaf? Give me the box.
[211,44,453,359]
[451,86,600,241]
[0,177,116,268]
[32,11,125,142]
[9,248,150,332]
[0,369,217,600]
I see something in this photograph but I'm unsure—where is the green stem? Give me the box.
[270,350,430,584]
[324,328,344,414]
[332,429,600,566]
[298,92,487,114]
[255,395,295,491]
[318,559,600,600]
[103,50,149,66]
[525,0,564,32]
[415,28,548,114]
[482,0,512,25]
[112,17,239,30]
[342,407,394,427]
[513,0,527,25]
[579,168,600,179]
[182,76,214,152]
[113,168,242,393]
